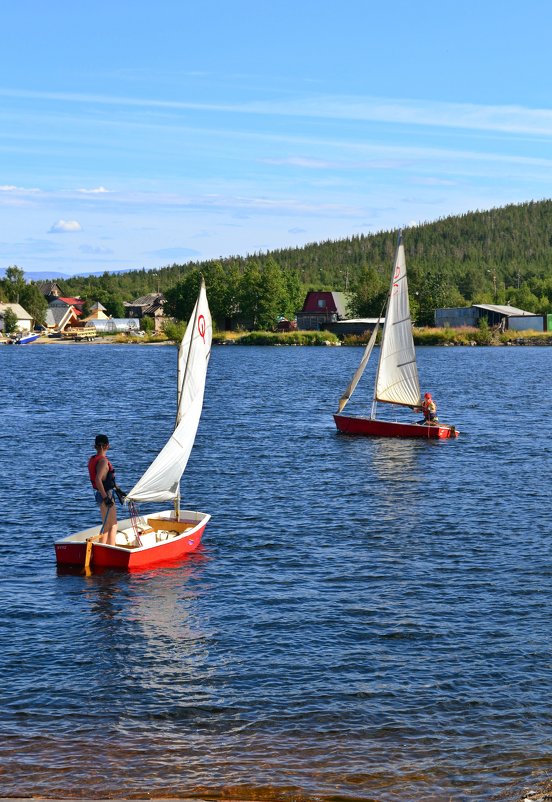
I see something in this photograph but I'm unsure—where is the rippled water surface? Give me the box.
[1,343,551,801]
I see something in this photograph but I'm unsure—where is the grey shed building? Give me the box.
[435,304,544,331]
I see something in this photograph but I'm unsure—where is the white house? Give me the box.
[0,302,34,333]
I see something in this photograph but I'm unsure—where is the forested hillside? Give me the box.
[3,199,552,327]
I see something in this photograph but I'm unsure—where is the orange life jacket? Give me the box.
[88,454,116,490]
[422,399,437,418]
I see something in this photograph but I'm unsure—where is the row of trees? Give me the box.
[5,199,552,329]
[164,259,304,330]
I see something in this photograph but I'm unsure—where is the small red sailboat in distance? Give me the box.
[333,231,458,440]
[55,279,213,570]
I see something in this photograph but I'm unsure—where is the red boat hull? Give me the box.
[55,511,209,570]
[334,414,459,439]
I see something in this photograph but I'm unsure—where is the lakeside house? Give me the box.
[0,302,34,333]
[435,303,546,331]
[55,296,85,313]
[124,292,165,332]
[44,305,76,333]
[296,291,348,330]
[37,281,63,303]
[45,297,82,334]
[83,301,109,323]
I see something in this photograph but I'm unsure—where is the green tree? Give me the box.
[203,262,233,329]
[222,262,242,329]
[508,283,541,312]
[4,265,26,303]
[20,283,48,326]
[413,267,463,326]
[238,259,287,330]
[257,258,287,329]
[3,307,18,334]
[141,315,154,333]
[282,269,304,319]
[164,270,201,322]
[105,295,126,318]
[350,264,387,317]
[162,319,186,342]
[238,261,263,328]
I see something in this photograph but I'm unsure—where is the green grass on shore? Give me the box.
[213,330,340,346]
[115,326,552,347]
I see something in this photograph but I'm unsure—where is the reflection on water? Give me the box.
[1,344,552,801]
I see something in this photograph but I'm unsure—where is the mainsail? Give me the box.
[374,233,422,408]
[126,279,212,503]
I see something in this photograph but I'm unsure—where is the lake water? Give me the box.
[1,342,551,802]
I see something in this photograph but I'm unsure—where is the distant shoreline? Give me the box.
[2,331,552,347]
[0,336,172,346]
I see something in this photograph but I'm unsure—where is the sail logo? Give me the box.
[391,262,402,296]
[198,314,206,343]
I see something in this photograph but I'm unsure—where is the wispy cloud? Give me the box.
[416,177,457,187]
[0,238,63,257]
[0,184,40,193]
[263,156,416,171]
[49,219,82,233]
[79,244,113,254]
[77,186,110,194]
[264,157,338,169]
[2,86,552,136]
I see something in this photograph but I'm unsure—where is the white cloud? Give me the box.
[264,157,337,169]
[0,185,40,193]
[49,219,82,233]
[77,186,110,194]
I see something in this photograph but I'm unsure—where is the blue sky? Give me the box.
[2,0,552,277]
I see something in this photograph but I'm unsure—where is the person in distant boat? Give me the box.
[419,392,438,425]
[88,434,118,546]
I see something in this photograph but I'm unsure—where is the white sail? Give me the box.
[336,317,381,413]
[126,280,212,503]
[374,233,422,408]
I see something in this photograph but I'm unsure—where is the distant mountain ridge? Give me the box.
[0,268,132,280]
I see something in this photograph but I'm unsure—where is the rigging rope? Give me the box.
[128,501,144,547]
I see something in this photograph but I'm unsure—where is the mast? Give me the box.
[125,279,212,507]
[370,232,401,419]
[372,230,422,411]
[176,275,204,428]
[174,276,205,520]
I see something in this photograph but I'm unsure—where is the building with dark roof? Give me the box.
[124,293,165,332]
[37,281,63,302]
[296,291,348,330]
[435,303,544,331]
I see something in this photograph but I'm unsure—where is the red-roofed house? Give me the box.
[296,291,348,330]
[58,297,85,313]
[45,298,83,333]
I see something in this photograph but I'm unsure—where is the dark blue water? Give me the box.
[1,342,551,801]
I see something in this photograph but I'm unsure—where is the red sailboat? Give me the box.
[334,232,458,440]
[55,279,213,570]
